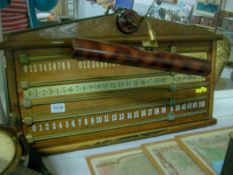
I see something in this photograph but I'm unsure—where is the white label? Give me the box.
[51,103,65,113]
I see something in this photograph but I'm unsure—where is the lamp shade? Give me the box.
[34,0,58,11]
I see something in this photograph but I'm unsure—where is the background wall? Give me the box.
[76,0,105,19]
[53,0,231,20]
[225,0,233,11]
[76,0,228,19]
[0,11,8,124]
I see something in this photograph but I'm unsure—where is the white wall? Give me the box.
[76,0,197,18]
[224,0,233,11]
[76,0,229,19]
[133,0,178,15]
[77,0,106,19]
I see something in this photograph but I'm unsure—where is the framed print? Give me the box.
[141,139,205,175]
[195,0,224,17]
[86,147,159,175]
[176,126,233,175]
[115,0,134,10]
[177,1,194,22]
[161,0,177,4]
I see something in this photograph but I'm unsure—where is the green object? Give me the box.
[169,98,176,106]
[19,54,29,64]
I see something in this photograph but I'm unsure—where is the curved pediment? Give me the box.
[4,14,220,46]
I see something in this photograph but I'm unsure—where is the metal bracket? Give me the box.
[169,45,177,53]
[168,112,175,121]
[19,54,29,65]
[170,84,176,92]
[20,81,29,90]
[142,18,158,48]
[23,117,33,126]
[23,98,32,108]
[25,134,34,144]
[169,98,176,106]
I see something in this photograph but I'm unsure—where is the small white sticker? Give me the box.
[51,103,65,113]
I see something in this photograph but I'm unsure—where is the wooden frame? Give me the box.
[195,0,224,17]
[176,126,233,175]
[141,139,205,175]
[177,0,194,20]
[161,0,177,4]
[86,147,159,175]
[0,14,221,154]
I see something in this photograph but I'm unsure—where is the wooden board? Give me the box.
[0,14,220,154]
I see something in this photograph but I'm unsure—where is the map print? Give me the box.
[142,139,205,175]
[178,127,233,174]
[87,148,159,175]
